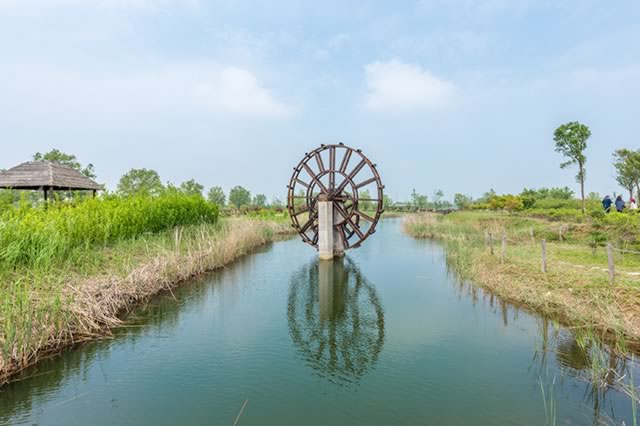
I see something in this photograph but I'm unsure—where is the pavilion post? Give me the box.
[43,186,48,202]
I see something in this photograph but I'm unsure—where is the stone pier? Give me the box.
[318,198,334,260]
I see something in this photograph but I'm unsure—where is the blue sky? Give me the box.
[1,0,639,202]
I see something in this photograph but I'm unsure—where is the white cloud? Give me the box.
[364,59,456,111]
[194,67,294,118]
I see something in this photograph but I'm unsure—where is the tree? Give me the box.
[433,189,444,209]
[117,168,164,197]
[270,197,284,209]
[587,192,601,201]
[383,194,393,209]
[613,149,640,199]
[253,193,267,208]
[33,149,96,179]
[548,187,575,200]
[180,179,204,197]
[480,188,496,203]
[410,189,428,210]
[229,186,251,209]
[454,193,472,209]
[554,121,591,214]
[357,190,373,211]
[207,186,226,206]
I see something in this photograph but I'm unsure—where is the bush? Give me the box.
[524,208,585,222]
[0,193,218,270]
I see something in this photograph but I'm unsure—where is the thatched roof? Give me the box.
[0,161,101,191]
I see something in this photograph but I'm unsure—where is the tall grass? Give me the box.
[0,193,218,271]
[403,212,640,341]
[0,216,293,385]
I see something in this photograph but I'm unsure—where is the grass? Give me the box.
[403,211,640,342]
[0,196,294,385]
[0,193,218,271]
[539,374,557,426]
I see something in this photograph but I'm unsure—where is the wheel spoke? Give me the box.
[314,152,326,173]
[334,203,364,239]
[355,210,375,222]
[300,217,314,233]
[293,207,309,216]
[338,224,350,248]
[295,178,310,188]
[339,149,352,173]
[302,162,329,194]
[329,146,336,190]
[335,159,366,194]
[355,177,377,189]
[346,220,365,239]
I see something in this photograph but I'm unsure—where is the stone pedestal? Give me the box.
[318,200,334,260]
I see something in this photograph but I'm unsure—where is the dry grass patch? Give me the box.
[0,218,294,385]
[404,212,640,343]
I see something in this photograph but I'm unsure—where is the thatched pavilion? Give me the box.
[0,161,102,201]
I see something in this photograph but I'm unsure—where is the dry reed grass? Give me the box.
[403,213,640,343]
[0,218,294,385]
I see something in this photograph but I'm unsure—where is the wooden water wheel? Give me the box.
[286,143,384,250]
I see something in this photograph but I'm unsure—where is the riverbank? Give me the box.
[0,217,295,385]
[403,212,640,343]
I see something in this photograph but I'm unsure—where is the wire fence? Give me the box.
[482,230,639,285]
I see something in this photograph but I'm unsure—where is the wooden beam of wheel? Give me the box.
[300,217,314,233]
[295,179,310,188]
[314,152,325,173]
[339,149,352,173]
[329,146,336,190]
[334,203,364,239]
[302,162,329,194]
[355,210,375,222]
[335,159,366,194]
[338,224,350,248]
[355,177,377,189]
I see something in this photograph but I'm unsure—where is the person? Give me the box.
[602,195,613,213]
[615,195,625,212]
[629,198,638,210]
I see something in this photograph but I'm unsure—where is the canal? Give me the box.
[1,218,637,425]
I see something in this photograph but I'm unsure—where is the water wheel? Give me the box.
[287,143,384,250]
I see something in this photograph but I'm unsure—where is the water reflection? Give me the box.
[287,257,385,385]
[442,248,640,425]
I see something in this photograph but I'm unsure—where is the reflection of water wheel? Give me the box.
[287,258,385,385]
[286,144,384,250]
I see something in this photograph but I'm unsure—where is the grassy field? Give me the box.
[403,211,640,343]
[0,196,295,385]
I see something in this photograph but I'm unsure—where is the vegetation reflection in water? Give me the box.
[287,257,385,385]
[1,219,639,425]
[446,256,640,425]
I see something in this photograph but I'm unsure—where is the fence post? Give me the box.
[484,231,490,248]
[607,243,615,285]
[541,239,547,273]
[489,233,494,255]
[559,225,563,242]
[501,232,507,263]
[530,227,534,243]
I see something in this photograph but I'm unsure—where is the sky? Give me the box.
[1,0,639,202]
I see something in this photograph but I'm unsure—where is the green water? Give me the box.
[1,218,637,425]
